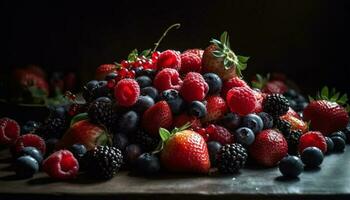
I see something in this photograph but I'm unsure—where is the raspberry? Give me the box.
[0,118,20,145]
[221,77,248,97]
[96,64,117,80]
[114,78,140,107]
[206,124,234,145]
[203,96,228,123]
[43,150,79,180]
[13,134,46,155]
[153,68,183,92]
[298,131,327,154]
[226,87,257,116]
[252,89,264,113]
[183,49,204,58]
[156,50,181,70]
[179,53,202,74]
[180,72,209,102]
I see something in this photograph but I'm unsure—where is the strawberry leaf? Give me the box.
[159,128,171,142]
[321,86,329,100]
[140,49,151,57]
[70,113,88,127]
[127,49,138,61]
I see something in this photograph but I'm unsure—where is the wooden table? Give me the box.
[1,147,350,200]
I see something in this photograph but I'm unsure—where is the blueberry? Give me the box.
[136,76,152,88]
[21,121,41,134]
[160,89,185,115]
[257,112,273,129]
[141,86,158,100]
[301,147,324,168]
[284,89,298,98]
[14,156,39,178]
[68,144,87,159]
[325,137,334,154]
[235,127,255,146]
[207,141,222,166]
[288,99,297,109]
[189,101,207,118]
[329,131,347,141]
[279,156,303,178]
[104,72,117,81]
[241,114,263,134]
[45,138,59,156]
[133,153,160,175]
[295,95,307,104]
[134,67,144,77]
[96,81,110,97]
[125,144,143,164]
[342,125,350,143]
[18,147,43,164]
[117,111,139,134]
[203,73,222,95]
[86,80,99,91]
[138,69,157,79]
[221,113,241,130]
[113,133,129,151]
[331,136,346,152]
[133,95,155,113]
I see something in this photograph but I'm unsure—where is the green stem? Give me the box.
[152,23,181,53]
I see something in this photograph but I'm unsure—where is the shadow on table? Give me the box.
[274,176,300,183]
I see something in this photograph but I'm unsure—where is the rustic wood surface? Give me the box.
[0,147,349,200]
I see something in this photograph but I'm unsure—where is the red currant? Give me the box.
[121,60,129,68]
[152,51,160,59]
[128,70,136,78]
[118,68,129,79]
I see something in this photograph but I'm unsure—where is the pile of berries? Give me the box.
[0,30,349,181]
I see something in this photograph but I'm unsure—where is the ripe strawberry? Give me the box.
[298,131,327,153]
[226,87,257,116]
[280,114,308,133]
[284,107,301,120]
[183,49,204,58]
[0,118,20,145]
[304,100,349,135]
[14,69,49,95]
[160,128,210,173]
[56,120,108,151]
[13,134,46,155]
[153,68,183,92]
[173,113,201,129]
[249,129,288,167]
[202,32,249,80]
[262,80,288,94]
[202,96,228,123]
[206,124,234,145]
[96,64,117,80]
[43,150,79,180]
[180,72,209,102]
[221,77,248,97]
[157,50,181,70]
[179,53,202,74]
[114,78,140,107]
[142,101,173,137]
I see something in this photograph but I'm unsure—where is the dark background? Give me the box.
[0,0,348,94]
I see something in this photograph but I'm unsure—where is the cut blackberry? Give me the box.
[131,130,160,152]
[88,97,116,129]
[287,130,302,155]
[275,119,291,138]
[216,143,248,174]
[84,146,123,179]
[263,94,290,117]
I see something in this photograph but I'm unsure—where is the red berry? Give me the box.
[121,60,129,68]
[114,78,140,107]
[14,134,46,155]
[173,113,202,129]
[107,79,116,89]
[96,64,117,80]
[43,150,79,180]
[68,103,80,116]
[202,96,228,123]
[156,50,181,70]
[262,80,288,94]
[249,129,288,167]
[183,49,204,58]
[0,118,20,145]
[153,68,183,92]
[252,89,264,113]
[206,124,234,145]
[142,101,173,136]
[194,127,209,142]
[179,53,202,74]
[221,77,248,98]
[128,70,136,79]
[152,51,160,59]
[226,87,257,116]
[180,72,209,102]
[298,131,327,154]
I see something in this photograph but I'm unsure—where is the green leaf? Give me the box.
[338,94,348,105]
[238,62,247,70]
[210,39,224,49]
[220,31,228,45]
[28,86,47,98]
[321,86,329,99]
[70,113,88,126]
[127,49,138,61]
[237,55,249,63]
[212,50,225,58]
[223,58,229,67]
[346,104,350,113]
[140,49,151,57]
[172,122,191,134]
[308,95,314,102]
[96,132,109,146]
[330,92,340,102]
[159,128,171,142]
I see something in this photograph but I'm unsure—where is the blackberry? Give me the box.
[131,130,160,151]
[88,97,115,128]
[216,143,248,174]
[275,119,291,137]
[287,130,302,155]
[37,116,68,139]
[84,146,123,179]
[263,94,290,117]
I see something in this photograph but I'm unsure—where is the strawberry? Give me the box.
[96,64,117,80]
[249,129,288,167]
[142,101,173,137]
[56,120,109,151]
[284,107,301,120]
[262,80,288,94]
[202,96,228,123]
[160,126,210,173]
[303,87,349,135]
[202,32,249,80]
[14,69,49,95]
[26,65,46,78]
[280,114,308,133]
[173,113,201,129]
[206,124,234,145]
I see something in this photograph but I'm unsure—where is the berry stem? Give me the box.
[152,23,181,53]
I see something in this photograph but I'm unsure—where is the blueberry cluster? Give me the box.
[284,89,308,113]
